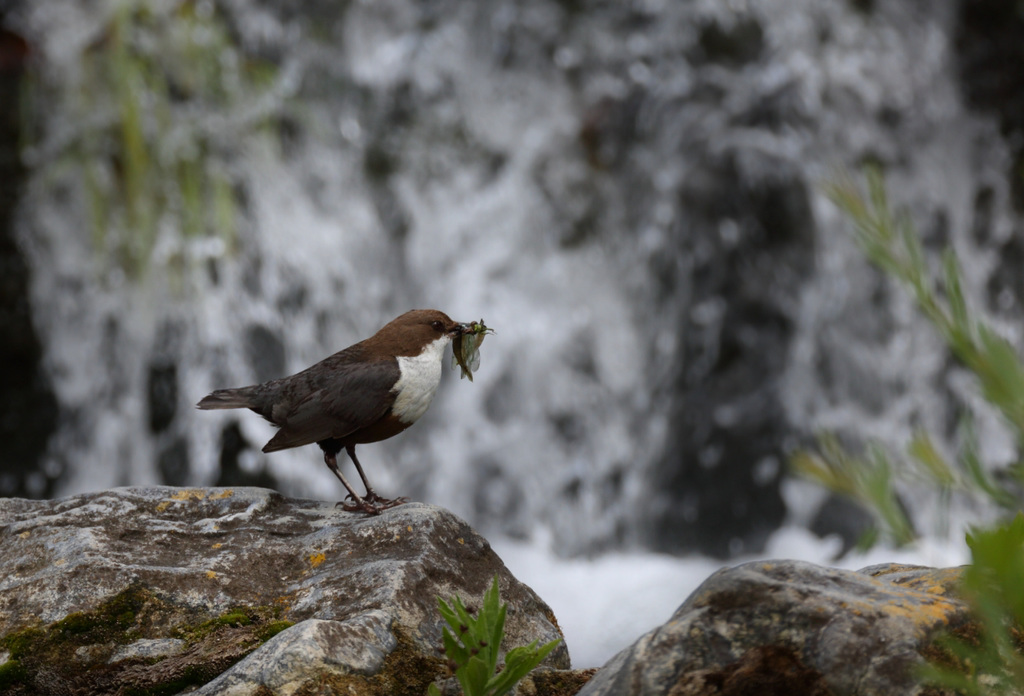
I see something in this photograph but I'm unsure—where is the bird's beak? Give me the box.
[453,322,473,335]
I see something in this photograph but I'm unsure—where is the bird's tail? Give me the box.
[195,387,257,410]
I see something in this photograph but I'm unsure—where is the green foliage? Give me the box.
[826,169,1024,446]
[27,0,279,280]
[793,168,1024,545]
[427,576,561,696]
[920,515,1024,694]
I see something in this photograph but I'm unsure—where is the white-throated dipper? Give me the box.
[196,309,475,514]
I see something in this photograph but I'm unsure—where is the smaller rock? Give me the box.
[195,613,397,695]
[579,560,969,696]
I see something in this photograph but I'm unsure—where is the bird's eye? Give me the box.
[431,320,444,332]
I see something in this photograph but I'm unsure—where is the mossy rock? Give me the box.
[0,586,295,695]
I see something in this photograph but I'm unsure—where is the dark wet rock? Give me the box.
[243,324,286,385]
[579,560,968,696]
[0,487,568,695]
[156,435,191,487]
[214,421,280,490]
[809,493,875,557]
[0,18,59,499]
[146,362,178,434]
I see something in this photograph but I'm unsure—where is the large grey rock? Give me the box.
[0,486,569,695]
[579,560,968,696]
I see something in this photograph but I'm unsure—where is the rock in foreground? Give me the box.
[580,560,968,696]
[0,487,569,695]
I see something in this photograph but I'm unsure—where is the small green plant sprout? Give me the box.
[427,575,561,696]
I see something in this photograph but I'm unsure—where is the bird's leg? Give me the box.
[323,450,379,515]
[346,444,380,502]
[345,444,409,510]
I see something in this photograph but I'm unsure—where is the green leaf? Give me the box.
[442,625,470,665]
[452,595,476,631]
[437,597,460,631]
[964,514,1024,622]
[943,250,970,340]
[487,638,562,696]
[459,654,490,696]
[907,431,956,488]
[957,419,1018,510]
[976,325,1024,435]
[485,583,505,675]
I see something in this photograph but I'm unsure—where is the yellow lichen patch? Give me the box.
[865,563,929,577]
[309,552,326,568]
[407,526,413,533]
[206,570,217,579]
[209,489,234,500]
[54,558,67,566]
[880,596,961,629]
[156,489,208,512]
[457,538,465,545]
[212,543,222,549]
[835,581,965,640]
[18,531,30,539]
[865,567,967,638]
[889,567,963,596]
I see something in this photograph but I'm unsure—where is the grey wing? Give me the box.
[261,360,398,452]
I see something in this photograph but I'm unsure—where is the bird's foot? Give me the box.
[336,495,410,515]
[362,490,409,506]
[336,498,382,515]
[372,495,410,509]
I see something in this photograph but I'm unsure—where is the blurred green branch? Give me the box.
[828,170,1024,441]
[28,0,281,280]
[792,168,1024,547]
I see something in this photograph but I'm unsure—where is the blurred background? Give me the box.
[2,0,1022,668]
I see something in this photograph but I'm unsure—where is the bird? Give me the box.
[196,309,474,514]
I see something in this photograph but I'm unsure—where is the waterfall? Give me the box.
[5,0,1021,558]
